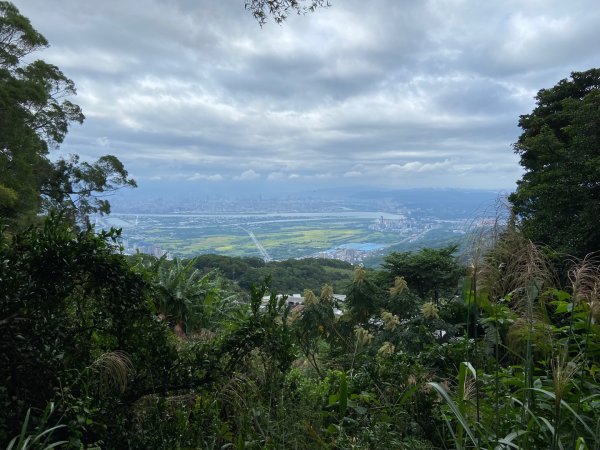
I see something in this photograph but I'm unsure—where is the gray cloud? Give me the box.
[12,0,600,193]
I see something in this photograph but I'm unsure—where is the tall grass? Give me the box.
[435,209,600,449]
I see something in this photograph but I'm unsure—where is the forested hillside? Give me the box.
[193,254,355,293]
[5,212,600,449]
[3,2,600,450]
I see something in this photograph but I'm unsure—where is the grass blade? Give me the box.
[428,381,479,449]
[530,388,596,439]
[495,430,526,449]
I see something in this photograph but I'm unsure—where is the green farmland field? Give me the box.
[100,212,466,260]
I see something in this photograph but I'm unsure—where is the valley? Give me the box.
[97,207,475,263]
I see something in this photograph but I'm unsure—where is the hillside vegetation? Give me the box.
[2,3,600,449]
[4,217,600,449]
[193,254,355,293]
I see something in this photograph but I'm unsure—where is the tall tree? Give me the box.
[137,256,231,337]
[0,2,134,228]
[345,266,383,325]
[382,245,462,301]
[509,69,600,257]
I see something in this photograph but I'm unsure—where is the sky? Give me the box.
[12,0,600,198]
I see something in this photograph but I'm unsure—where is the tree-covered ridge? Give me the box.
[193,253,355,293]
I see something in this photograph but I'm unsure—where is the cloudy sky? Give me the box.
[13,0,600,197]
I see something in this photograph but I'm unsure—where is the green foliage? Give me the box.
[219,281,296,376]
[293,286,337,376]
[510,68,600,258]
[383,245,463,301]
[345,267,384,325]
[3,14,600,444]
[41,154,136,227]
[0,1,134,229]
[133,255,241,336]
[194,254,354,293]
[6,403,66,450]
[7,215,600,449]
[0,215,177,445]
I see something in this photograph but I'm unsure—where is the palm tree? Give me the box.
[141,256,215,337]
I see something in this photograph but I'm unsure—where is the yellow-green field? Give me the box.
[113,212,462,260]
[118,214,406,258]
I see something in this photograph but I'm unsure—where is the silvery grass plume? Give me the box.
[91,350,134,394]
[568,253,600,322]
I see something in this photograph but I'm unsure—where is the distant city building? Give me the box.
[261,293,346,316]
[122,240,172,259]
[369,215,410,232]
[314,247,365,264]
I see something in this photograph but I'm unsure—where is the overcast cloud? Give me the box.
[13,0,600,195]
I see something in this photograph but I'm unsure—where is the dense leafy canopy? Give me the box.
[0,216,177,445]
[194,254,354,293]
[4,213,600,448]
[0,216,302,447]
[382,245,463,300]
[509,68,600,258]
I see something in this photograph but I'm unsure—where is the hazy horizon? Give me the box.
[107,184,506,212]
